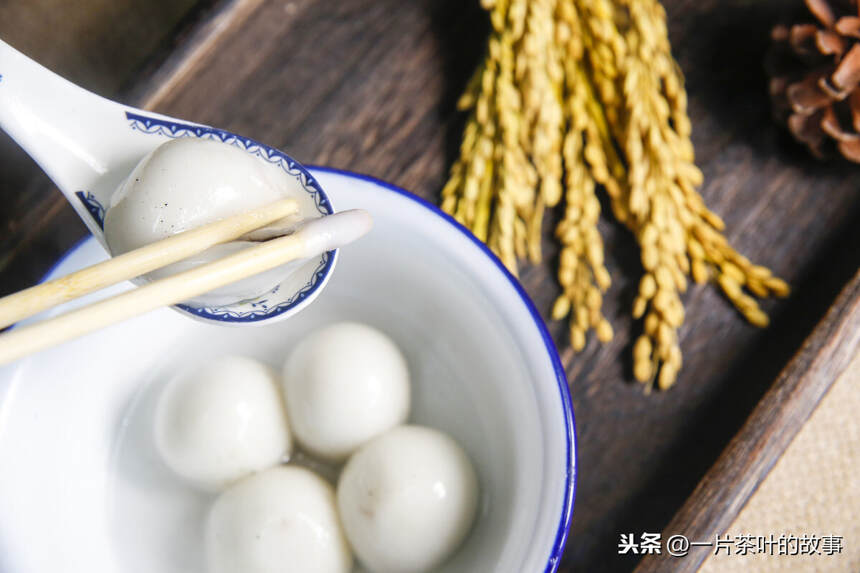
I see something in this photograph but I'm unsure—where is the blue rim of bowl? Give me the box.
[309,165,577,573]
[36,167,577,572]
[71,112,337,324]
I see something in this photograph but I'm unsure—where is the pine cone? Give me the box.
[768,0,860,161]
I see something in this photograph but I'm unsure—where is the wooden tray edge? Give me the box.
[634,267,860,573]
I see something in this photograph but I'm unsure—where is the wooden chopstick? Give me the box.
[0,198,299,330]
[0,209,372,366]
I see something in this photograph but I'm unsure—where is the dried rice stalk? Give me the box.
[442,0,790,390]
[578,0,789,388]
[551,0,613,350]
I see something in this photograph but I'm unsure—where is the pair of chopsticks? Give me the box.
[0,198,310,365]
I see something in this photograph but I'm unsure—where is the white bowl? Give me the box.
[0,168,576,573]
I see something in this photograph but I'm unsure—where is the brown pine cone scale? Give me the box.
[769,0,860,161]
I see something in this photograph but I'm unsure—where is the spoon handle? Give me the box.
[0,40,130,209]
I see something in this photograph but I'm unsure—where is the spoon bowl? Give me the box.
[0,40,338,325]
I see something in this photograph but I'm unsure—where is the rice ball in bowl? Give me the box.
[153,355,291,490]
[281,321,410,461]
[206,466,352,573]
[337,425,479,573]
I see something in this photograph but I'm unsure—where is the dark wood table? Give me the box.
[2,1,859,571]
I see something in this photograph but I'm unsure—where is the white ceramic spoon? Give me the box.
[0,39,357,326]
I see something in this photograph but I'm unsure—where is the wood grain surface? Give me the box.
[1,1,859,572]
[0,0,199,95]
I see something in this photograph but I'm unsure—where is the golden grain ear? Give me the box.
[440,0,788,390]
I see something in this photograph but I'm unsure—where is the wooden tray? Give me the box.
[1,1,859,571]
